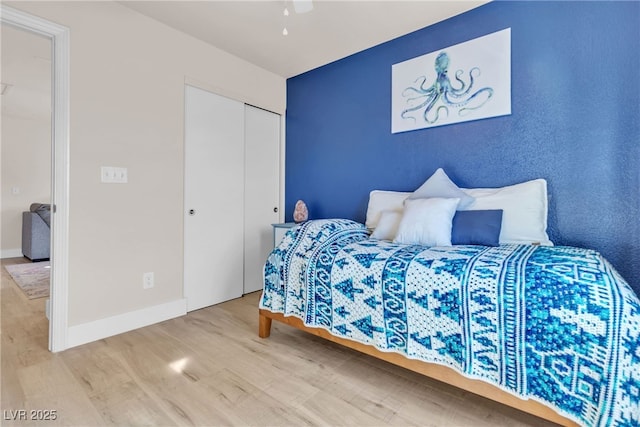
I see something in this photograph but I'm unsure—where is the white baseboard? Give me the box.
[67,298,187,349]
[1,248,23,259]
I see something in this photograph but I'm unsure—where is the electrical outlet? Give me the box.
[143,272,154,289]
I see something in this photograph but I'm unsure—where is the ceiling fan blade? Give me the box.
[293,0,313,14]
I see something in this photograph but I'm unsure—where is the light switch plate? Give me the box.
[101,166,128,183]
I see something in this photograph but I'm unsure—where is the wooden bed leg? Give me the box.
[258,313,272,338]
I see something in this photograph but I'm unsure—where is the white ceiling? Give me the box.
[120,0,489,78]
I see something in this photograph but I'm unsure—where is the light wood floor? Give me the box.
[1,257,558,426]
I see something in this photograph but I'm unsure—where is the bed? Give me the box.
[258,171,640,427]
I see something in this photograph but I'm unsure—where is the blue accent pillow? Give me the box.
[451,210,503,246]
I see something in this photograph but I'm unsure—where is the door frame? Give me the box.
[1,5,70,352]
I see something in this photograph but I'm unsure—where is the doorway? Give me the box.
[1,26,51,257]
[1,5,70,352]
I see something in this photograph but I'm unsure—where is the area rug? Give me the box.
[4,261,50,299]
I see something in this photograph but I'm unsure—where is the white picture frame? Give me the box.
[392,28,511,133]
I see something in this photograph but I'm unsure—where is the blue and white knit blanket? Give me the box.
[260,219,640,427]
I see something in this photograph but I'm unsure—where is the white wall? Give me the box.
[7,1,286,328]
[1,25,52,257]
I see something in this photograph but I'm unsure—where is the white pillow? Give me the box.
[365,190,410,230]
[393,198,460,247]
[462,179,552,245]
[370,210,403,240]
[409,168,475,209]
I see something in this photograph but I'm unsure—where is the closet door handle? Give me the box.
[273,207,278,213]
[188,209,196,216]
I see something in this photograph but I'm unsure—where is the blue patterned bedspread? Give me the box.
[260,219,640,426]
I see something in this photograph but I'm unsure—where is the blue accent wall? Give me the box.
[285,1,640,295]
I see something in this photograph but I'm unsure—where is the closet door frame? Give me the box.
[183,83,285,309]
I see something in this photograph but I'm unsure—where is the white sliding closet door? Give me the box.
[184,85,244,312]
[244,105,281,293]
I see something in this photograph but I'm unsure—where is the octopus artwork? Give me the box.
[401,51,494,125]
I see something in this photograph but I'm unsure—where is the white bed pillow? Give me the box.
[408,168,475,209]
[462,179,552,246]
[365,190,410,230]
[393,198,459,247]
[364,168,470,230]
[370,210,403,240]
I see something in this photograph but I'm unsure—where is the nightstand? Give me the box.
[272,222,296,248]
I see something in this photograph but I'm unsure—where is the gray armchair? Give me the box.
[22,203,50,261]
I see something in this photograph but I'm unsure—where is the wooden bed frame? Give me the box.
[259,309,579,427]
